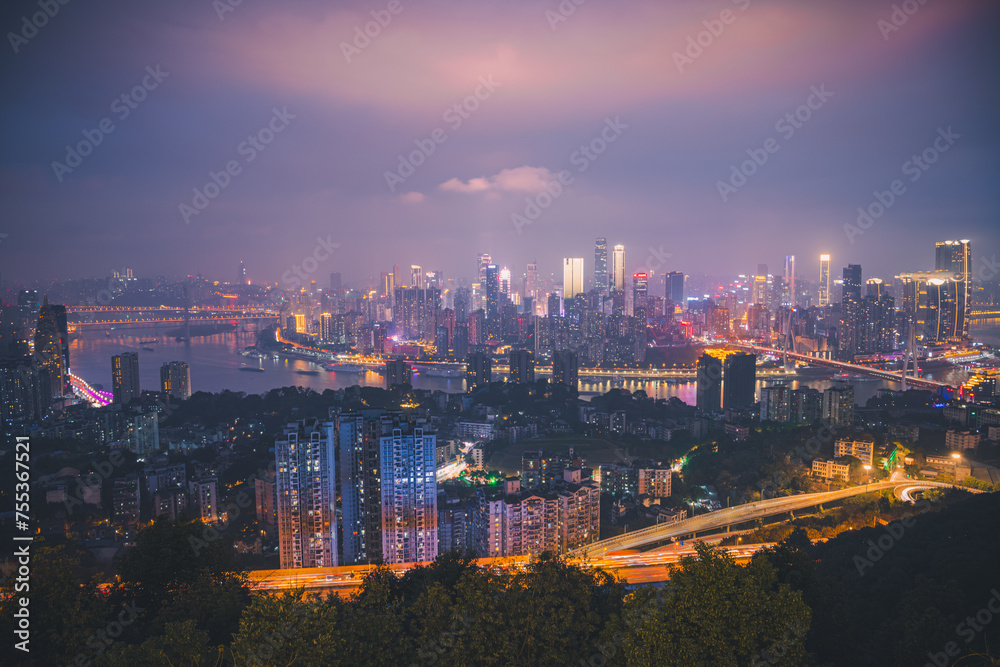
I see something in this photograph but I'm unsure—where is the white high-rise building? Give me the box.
[784,255,796,306]
[275,421,338,569]
[562,258,584,300]
[611,244,626,292]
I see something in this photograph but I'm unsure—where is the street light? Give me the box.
[952,453,961,485]
[863,464,872,492]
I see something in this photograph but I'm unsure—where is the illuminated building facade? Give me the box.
[611,244,626,293]
[159,361,191,400]
[594,238,608,294]
[563,258,584,299]
[380,420,438,564]
[111,351,140,405]
[275,420,338,569]
[818,254,831,306]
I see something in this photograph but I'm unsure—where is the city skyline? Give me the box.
[1,0,998,284]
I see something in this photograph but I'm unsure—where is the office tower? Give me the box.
[552,350,579,390]
[381,271,395,301]
[839,265,863,360]
[594,238,608,293]
[275,421,338,569]
[409,265,423,289]
[393,264,404,291]
[563,258,584,299]
[525,263,539,301]
[0,358,40,423]
[509,349,535,384]
[632,272,648,314]
[453,288,470,323]
[111,352,140,405]
[189,477,219,523]
[159,361,191,400]
[783,255,796,306]
[822,385,855,428]
[392,287,441,341]
[499,267,512,299]
[723,352,756,410]
[611,245,626,292]
[385,358,412,389]
[329,272,342,290]
[935,240,972,340]
[477,253,493,283]
[319,313,333,342]
[380,420,438,564]
[33,298,69,404]
[666,271,685,306]
[752,275,768,306]
[466,351,492,392]
[818,255,831,306]
[238,260,247,285]
[696,353,722,412]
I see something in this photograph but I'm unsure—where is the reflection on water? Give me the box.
[67,321,1000,404]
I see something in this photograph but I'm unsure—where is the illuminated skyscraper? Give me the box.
[159,361,191,400]
[839,264,863,360]
[380,420,438,564]
[611,244,626,292]
[499,267,512,298]
[478,253,492,284]
[783,255,796,306]
[562,258,584,299]
[484,265,500,337]
[818,254,831,306]
[410,265,423,289]
[112,351,140,405]
[594,238,608,294]
[275,420,338,569]
[33,297,69,405]
[632,272,648,314]
[525,262,539,304]
[935,240,972,340]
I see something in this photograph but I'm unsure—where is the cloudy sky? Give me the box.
[1,0,998,287]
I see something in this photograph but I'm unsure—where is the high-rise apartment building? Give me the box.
[112,352,140,405]
[723,352,756,410]
[33,298,69,405]
[392,287,440,341]
[552,350,579,390]
[822,385,855,428]
[696,353,722,412]
[839,264,863,360]
[509,349,535,385]
[466,352,492,392]
[159,361,191,400]
[275,420,338,569]
[385,358,412,389]
[380,420,438,564]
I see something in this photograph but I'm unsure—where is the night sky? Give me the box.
[1,0,998,285]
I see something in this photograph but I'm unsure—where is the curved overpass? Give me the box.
[568,481,968,559]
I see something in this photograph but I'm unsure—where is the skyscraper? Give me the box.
[666,271,685,306]
[159,361,191,400]
[275,420,338,569]
[611,244,626,293]
[509,349,535,384]
[410,265,423,289]
[783,255,796,306]
[839,264,863,360]
[477,253,492,285]
[380,420,438,564]
[696,353,722,412]
[723,353,757,410]
[525,262,538,301]
[594,238,608,294]
[860,279,895,354]
[484,264,500,337]
[33,297,69,405]
[632,272,648,314]
[552,350,579,390]
[818,254,831,306]
[385,358,412,389]
[111,351,140,405]
[563,258,584,299]
[935,240,972,340]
